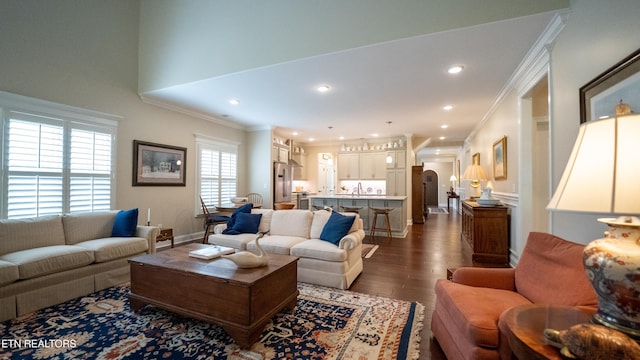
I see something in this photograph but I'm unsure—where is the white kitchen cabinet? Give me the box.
[337,153,359,179]
[359,152,387,180]
[273,144,290,163]
[386,150,406,169]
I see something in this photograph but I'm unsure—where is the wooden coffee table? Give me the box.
[128,243,299,348]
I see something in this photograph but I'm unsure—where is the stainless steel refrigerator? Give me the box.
[274,161,293,204]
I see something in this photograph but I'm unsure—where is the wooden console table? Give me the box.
[461,200,509,264]
[156,228,174,248]
[447,193,460,213]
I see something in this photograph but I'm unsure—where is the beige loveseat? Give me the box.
[0,211,159,321]
[208,209,364,289]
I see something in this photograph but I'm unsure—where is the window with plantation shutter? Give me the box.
[1,92,117,219]
[196,136,238,209]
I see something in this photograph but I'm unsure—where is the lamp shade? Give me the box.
[461,165,487,182]
[547,114,640,214]
[449,175,457,182]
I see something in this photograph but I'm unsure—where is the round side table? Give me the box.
[501,304,596,359]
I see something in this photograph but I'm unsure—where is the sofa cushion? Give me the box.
[291,239,350,262]
[0,216,66,255]
[434,278,531,348]
[111,208,139,237]
[225,213,262,235]
[270,210,312,238]
[320,211,356,245]
[63,211,118,245]
[74,237,149,263]
[515,232,597,306]
[208,233,257,250]
[310,210,360,239]
[222,203,253,234]
[0,260,19,286]
[247,235,308,255]
[251,209,274,233]
[0,245,95,280]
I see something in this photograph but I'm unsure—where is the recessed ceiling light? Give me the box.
[372,133,379,137]
[292,132,299,136]
[339,136,345,140]
[308,138,315,142]
[229,98,240,105]
[317,85,331,93]
[441,124,449,129]
[443,105,453,111]
[439,136,446,140]
[447,65,464,74]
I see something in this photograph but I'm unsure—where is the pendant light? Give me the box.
[386,121,393,163]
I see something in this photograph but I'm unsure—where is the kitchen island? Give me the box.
[310,195,408,238]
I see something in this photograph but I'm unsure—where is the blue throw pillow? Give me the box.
[228,212,262,235]
[319,211,356,245]
[111,208,138,237]
[222,203,253,234]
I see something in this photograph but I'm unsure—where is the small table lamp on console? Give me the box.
[547,114,640,340]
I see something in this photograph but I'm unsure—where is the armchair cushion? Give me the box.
[514,232,597,306]
[435,279,531,348]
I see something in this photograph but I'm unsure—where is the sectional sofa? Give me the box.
[0,210,159,321]
[208,208,365,289]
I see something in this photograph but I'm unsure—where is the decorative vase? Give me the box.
[583,216,640,340]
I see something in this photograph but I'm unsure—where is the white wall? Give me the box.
[549,0,640,244]
[0,0,248,241]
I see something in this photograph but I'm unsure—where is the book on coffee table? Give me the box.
[189,245,235,260]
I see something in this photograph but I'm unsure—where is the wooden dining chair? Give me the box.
[200,196,229,243]
[245,192,263,207]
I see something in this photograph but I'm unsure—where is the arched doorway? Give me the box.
[423,170,438,209]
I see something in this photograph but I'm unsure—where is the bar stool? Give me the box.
[339,205,362,214]
[369,207,394,242]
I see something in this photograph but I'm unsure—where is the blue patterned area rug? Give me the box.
[0,283,423,359]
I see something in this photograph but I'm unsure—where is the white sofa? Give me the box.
[209,209,365,289]
[0,211,159,321]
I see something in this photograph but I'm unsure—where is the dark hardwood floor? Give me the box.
[350,208,472,360]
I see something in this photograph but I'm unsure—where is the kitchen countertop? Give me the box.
[309,194,407,200]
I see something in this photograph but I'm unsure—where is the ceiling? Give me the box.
[141,9,561,157]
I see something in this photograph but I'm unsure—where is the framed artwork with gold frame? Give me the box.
[471,152,480,165]
[493,136,507,180]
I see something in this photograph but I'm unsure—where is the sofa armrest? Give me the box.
[214,224,227,234]
[452,267,516,291]
[339,229,365,250]
[136,225,160,254]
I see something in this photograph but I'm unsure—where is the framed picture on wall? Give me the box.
[493,136,507,180]
[472,152,480,165]
[133,140,187,186]
[579,47,640,123]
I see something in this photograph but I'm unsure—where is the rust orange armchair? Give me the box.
[431,232,597,360]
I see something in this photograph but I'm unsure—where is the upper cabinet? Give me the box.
[359,152,387,180]
[272,136,289,163]
[386,150,406,169]
[337,153,359,179]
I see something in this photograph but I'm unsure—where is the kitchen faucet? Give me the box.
[357,182,363,197]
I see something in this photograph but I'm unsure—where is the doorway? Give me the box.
[423,170,438,208]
